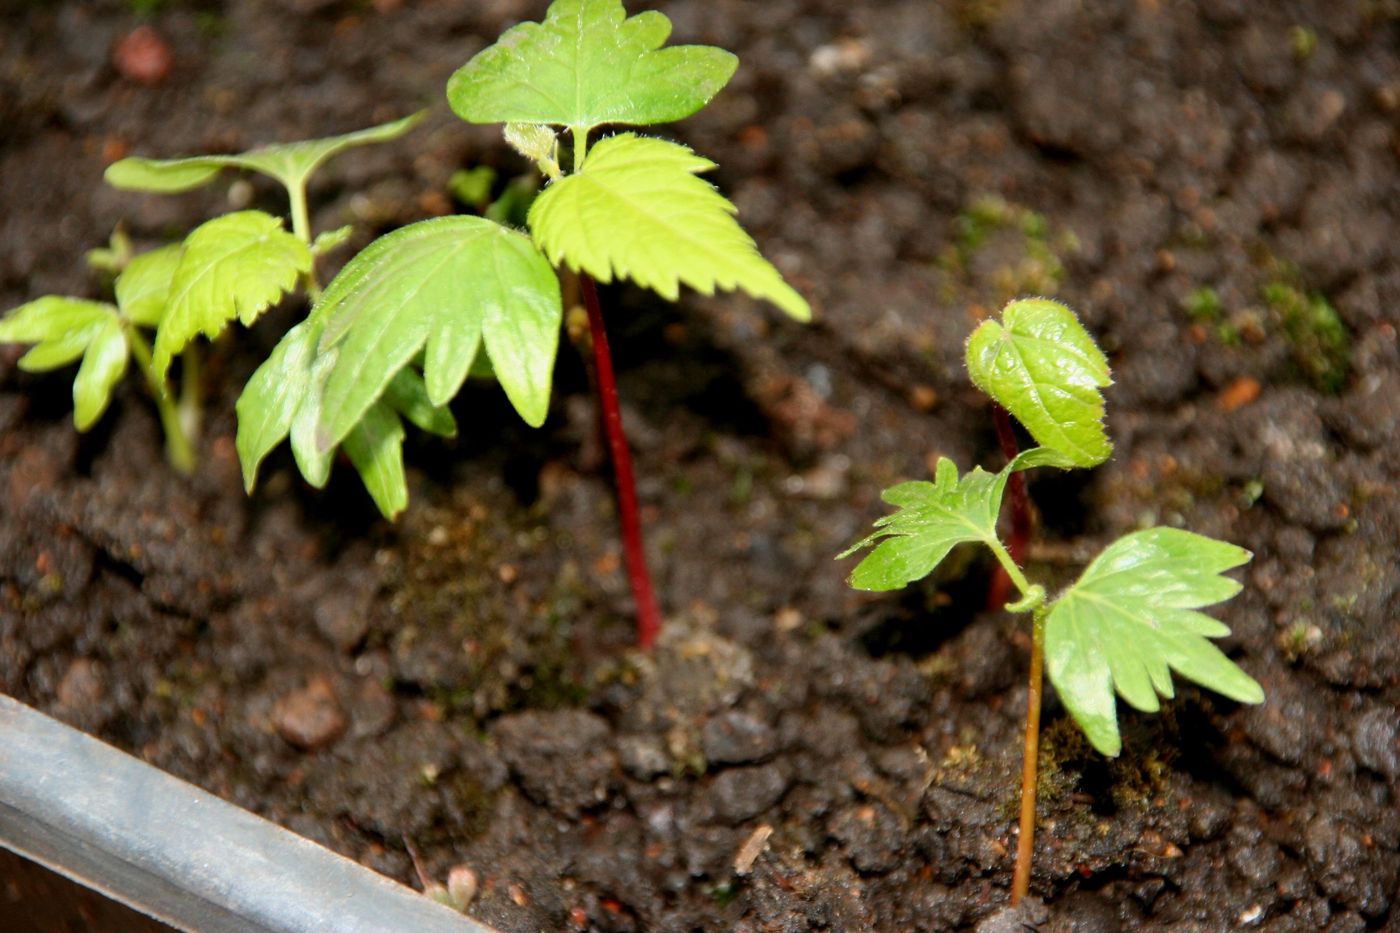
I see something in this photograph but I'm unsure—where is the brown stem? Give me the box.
[580,273,663,649]
[987,403,1032,610]
[1011,610,1046,905]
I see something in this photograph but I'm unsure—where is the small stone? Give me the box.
[701,711,777,765]
[1351,706,1400,779]
[56,659,104,710]
[708,763,790,825]
[618,734,670,780]
[314,588,371,653]
[112,27,173,86]
[273,677,347,751]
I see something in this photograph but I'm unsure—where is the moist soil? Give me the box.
[3,1,1399,931]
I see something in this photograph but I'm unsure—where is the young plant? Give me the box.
[92,112,422,500]
[840,298,1264,904]
[240,0,809,647]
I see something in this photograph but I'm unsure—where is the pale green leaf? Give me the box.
[0,297,116,372]
[235,319,321,492]
[446,0,737,130]
[154,210,311,381]
[966,298,1112,468]
[311,215,562,449]
[529,134,809,320]
[383,368,457,438]
[311,225,355,258]
[115,244,182,327]
[73,317,130,430]
[504,123,557,165]
[342,401,409,519]
[0,297,133,431]
[840,457,1008,592]
[1045,527,1262,757]
[105,112,426,194]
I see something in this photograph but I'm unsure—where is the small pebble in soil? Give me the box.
[701,710,778,765]
[493,710,616,816]
[708,763,790,825]
[272,677,347,751]
[112,27,173,86]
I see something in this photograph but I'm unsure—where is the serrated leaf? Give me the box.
[311,215,562,448]
[966,298,1111,468]
[529,134,809,320]
[0,297,116,371]
[115,244,182,327]
[1044,527,1262,757]
[447,0,737,131]
[154,211,311,381]
[73,317,130,430]
[106,112,426,194]
[840,457,1009,592]
[342,401,409,519]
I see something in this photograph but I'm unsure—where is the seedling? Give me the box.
[241,0,808,647]
[841,298,1263,904]
[2,114,422,481]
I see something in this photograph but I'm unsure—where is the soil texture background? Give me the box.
[2,1,1398,930]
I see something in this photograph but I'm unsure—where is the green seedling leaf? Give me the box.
[504,123,558,167]
[105,112,426,194]
[0,297,132,430]
[73,317,130,430]
[311,215,562,449]
[446,0,737,131]
[311,225,355,258]
[1044,527,1262,757]
[529,134,809,321]
[841,457,1009,591]
[450,166,498,207]
[342,400,409,519]
[235,318,433,519]
[154,210,311,381]
[114,244,182,327]
[966,298,1111,468]
[87,226,135,274]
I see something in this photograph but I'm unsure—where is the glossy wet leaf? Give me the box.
[154,211,311,381]
[1044,527,1262,756]
[447,0,736,131]
[840,457,1009,591]
[966,298,1111,468]
[114,244,182,327]
[311,215,562,449]
[235,319,442,519]
[529,134,808,320]
[0,297,131,431]
[105,112,426,195]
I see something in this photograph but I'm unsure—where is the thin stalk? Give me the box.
[570,125,588,173]
[287,178,322,302]
[987,402,1032,610]
[177,343,202,450]
[124,325,195,475]
[580,273,662,649]
[1012,608,1047,905]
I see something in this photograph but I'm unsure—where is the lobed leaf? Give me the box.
[0,297,131,431]
[447,0,737,131]
[1044,527,1262,757]
[114,244,182,327]
[966,298,1112,468]
[153,211,311,381]
[105,112,425,195]
[342,401,409,519]
[529,134,809,320]
[311,215,562,449]
[840,457,1009,592]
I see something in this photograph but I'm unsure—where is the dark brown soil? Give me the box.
[3,1,1398,931]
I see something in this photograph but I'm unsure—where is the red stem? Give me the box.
[580,273,663,649]
[987,403,1032,610]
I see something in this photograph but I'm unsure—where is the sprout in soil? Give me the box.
[840,297,1264,904]
[0,113,423,478]
[240,0,809,648]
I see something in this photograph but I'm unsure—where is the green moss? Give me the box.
[1262,280,1349,393]
[1184,286,1222,323]
[939,194,1078,304]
